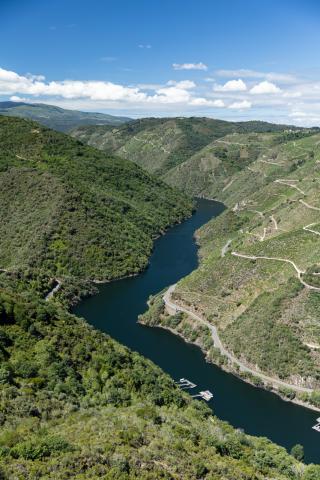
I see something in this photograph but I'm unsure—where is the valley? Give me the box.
[83,118,320,409]
[76,198,320,465]
[0,113,320,477]
[3,0,320,477]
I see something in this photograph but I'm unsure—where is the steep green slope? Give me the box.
[71,117,296,177]
[142,131,320,408]
[163,129,317,201]
[0,116,193,295]
[0,101,131,132]
[0,287,317,479]
[0,116,314,478]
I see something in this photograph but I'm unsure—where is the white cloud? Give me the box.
[172,62,208,71]
[3,66,320,125]
[228,100,252,109]
[136,83,164,90]
[152,86,192,104]
[286,108,320,126]
[0,67,23,82]
[0,67,147,102]
[250,81,281,95]
[26,73,46,81]
[10,95,29,102]
[214,79,247,92]
[190,98,225,107]
[289,111,308,118]
[0,68,199,107]
[44,81,147,101]
[0,67,201,107]
[138,44,152,49]
[216,69,297,83]
[282,90,302,98]
[167,80,196,89]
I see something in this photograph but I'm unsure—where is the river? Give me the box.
[74,198,320,463]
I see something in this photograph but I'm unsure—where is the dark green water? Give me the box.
[74,198,320,463]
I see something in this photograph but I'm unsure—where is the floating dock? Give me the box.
[312,419,320,432]
[312,423,320,432]
[200,390,214,401]
[192,390,213,402]
[175,378,197,389]
[176,378,213,401]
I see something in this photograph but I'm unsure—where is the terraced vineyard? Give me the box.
[141,129,320,409]
[71,117,299,180]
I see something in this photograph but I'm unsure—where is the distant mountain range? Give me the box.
[0,101,131,132]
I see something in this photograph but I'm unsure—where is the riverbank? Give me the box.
[74,198,320,463]
[140,315,320,414]
[139,284,320,413]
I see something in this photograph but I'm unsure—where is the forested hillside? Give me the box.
[0,286,318,478]
[0,116,193,301]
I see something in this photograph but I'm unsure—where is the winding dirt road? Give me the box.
[222,179,235,192]
[299,199,320,211]
[303,223,320,237]
[231,251,304,274]
[231,252,320,292]
[45,279,62,301]
[163,284,313,393]
[221,239,232,257]
[270,215,278,230]
[259,159,284,167]
[274,179,305,196]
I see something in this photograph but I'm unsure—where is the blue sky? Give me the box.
[1,0,320,124]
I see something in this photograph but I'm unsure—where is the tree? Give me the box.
[290,443,304,461]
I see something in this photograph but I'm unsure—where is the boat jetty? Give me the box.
[176,378,213,402]
[312,417,320,432]
[192,390,214,401]
[175,378,197,389]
